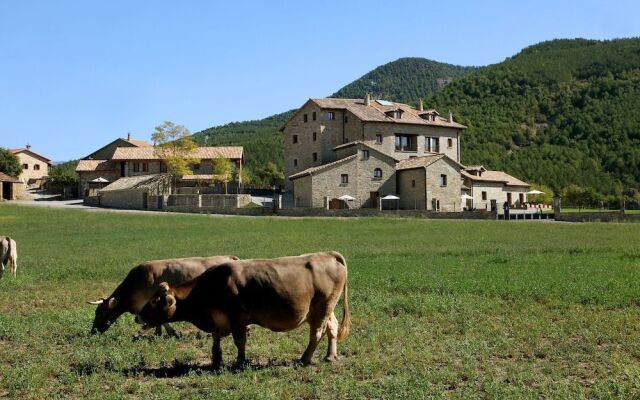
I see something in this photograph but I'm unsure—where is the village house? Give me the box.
[282,96,529,211]
[10,145,52,187]
[0,172,24,200]
[76,134,244,199]
[461,166,530,211]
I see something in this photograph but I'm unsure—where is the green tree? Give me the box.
[0,148,22,178]
[212,156,233,194]
[48,160,79,186]
[562,184,587,209]
[151,121,198,191]
[256,161,284,187]
[527,183,554,205]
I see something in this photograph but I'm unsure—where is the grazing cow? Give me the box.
[0,236,17,278]
[138,251,351,368]
[89,255,239,335]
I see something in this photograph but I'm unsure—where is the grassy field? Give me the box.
[1,204,640,399]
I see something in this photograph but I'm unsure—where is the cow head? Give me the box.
[88,297,120,334]
[138,282,176,328]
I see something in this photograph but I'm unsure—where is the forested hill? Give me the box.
[430,38,640,197]
[192,57,473,172]
[331,57,477,101]
[194,39,640,198]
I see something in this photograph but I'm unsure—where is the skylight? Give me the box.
[376,99,394,106]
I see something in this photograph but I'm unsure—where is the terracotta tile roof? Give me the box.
[289,155,358,180]
[124,139,152,147]
[100,174,169,191]
[305,98,467,129]
[75,160,115,172]
[181,174,222,181]
[111,146,243,161]
[10,148,52,163]
[395,154,446,170]
[332,141,399,162]
[461,170,530,187]
[0,172,21,183]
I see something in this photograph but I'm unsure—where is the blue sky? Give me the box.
[1,1,638,161]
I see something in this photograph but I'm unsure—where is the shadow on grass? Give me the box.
[121,358,296,378]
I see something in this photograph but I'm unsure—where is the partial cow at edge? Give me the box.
[138,251,351,368]
[89,255,239,335]
[0,236,17,278]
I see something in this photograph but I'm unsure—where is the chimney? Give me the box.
[365,93,371,107]
[448,110,453,123]
[418,99,424,112]
[127,132,131,141]
[26,144,31,150]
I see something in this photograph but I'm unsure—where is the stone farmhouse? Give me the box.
[76,134,244,202]
[281,96,529,211]
[10,146,52,187]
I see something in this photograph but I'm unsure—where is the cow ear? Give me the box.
[88,298,104,305]
[158,282,170,294]
[107,297,118,309]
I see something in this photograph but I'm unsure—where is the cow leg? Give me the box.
[211,334,223,369]
[162,323,178,338]
[324,312,339,362]
[154,326,162,336]
[232,326,247,367]
[10,256,16,278]
[300,318,327,365]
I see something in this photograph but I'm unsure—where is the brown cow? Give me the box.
[89,255,238,335]
[138,251,351,368]
[0,236,17,278]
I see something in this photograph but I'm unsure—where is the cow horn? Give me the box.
[88,298,104,305]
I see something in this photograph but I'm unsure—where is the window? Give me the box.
[341,174,348,184]
[362,150,369,160]
[395,110,402,119]
[411,180,416,188]
[482,191,487,200]
[34,164,40,171]
[440,174,447,187]
[313,152,317,162]
[133,163,140,172]
[373,168,382,178]
[304,114,308,123]
[313,132,317,141]
[425,137,439,152]
[293,135,298,144]
[447,138,453,148]
[293,159,298,167]
[375,134,383,144]
[23,163,28,169]
[328,112,335,120]
[344,116,348,123]
[312,112,316,121]
[142,162,149,172]
[395,134,417,151]
[160,162,167,173]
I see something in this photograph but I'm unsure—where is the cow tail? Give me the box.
[336,253,351,341]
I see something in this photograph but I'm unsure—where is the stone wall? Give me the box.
[425,158,462,212]
[100,189,145,209]
[166,194,251,210]
[555,212,640,223]
[397,168,426,209]
[15,152,49,184]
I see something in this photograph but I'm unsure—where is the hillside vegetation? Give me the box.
[331,57,477,100]
[431,38,640,199]
[194,39,640,200]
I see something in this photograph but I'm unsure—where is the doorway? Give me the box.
[2,182,12,200]
[369,191,379,208]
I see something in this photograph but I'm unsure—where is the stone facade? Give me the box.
[397,157,463,211]
[291,145,396,208]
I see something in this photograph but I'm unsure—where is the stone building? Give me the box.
[0,172,24,200]
[76,134,243,198]
[99,174,172,210]
[10,146,52,186]
[461,166,530,210]
[281,96,529,211]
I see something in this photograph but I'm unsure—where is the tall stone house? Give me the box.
[281,96,529,211]
[10,146,52,186]
[76,134,243,198]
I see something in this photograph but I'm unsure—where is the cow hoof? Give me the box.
[324,355,338,363]
[298,358,316,366]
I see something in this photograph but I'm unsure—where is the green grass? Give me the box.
[560,208,640,214]
[1,204,640,399]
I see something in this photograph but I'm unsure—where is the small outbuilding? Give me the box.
[99,174,172,210]
[0,172,23,200]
